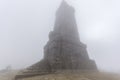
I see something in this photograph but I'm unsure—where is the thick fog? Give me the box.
[0,0,120,73]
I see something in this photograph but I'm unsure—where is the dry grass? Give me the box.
[0,70,18,80]
[21,71,120,80]
[0,71,120,80]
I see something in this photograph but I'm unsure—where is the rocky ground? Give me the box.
[0,71,120,80]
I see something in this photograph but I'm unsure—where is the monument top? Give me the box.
[53,0,80,43]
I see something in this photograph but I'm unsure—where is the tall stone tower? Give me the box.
[43,1,97,72]
[15,1,97,78]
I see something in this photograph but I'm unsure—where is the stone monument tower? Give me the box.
[42,1,97,71]
[15,1,97,79]
[25,0,97,73]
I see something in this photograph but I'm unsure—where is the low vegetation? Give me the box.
[0,70,18,80]
[21,71,120,80]
[0,70,120,80]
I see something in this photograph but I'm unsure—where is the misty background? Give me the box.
[0,0,120,73]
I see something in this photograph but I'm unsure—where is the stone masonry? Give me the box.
[15,1,97,80]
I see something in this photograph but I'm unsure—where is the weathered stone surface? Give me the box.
[15,1,97,80]
[41,1,97,72]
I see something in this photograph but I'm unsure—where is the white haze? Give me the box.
[0,0,120,73]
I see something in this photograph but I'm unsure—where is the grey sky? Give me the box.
[0,0,120,73]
